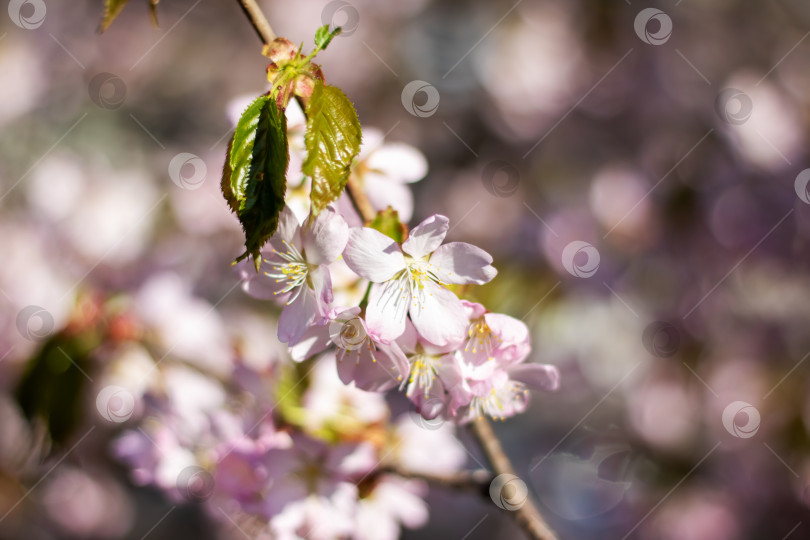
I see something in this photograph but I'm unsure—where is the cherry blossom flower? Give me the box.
[342,214,497,347]
[290,307,409,391]
[454,302,560,421]
[396,321,467,419]
[240,206,348,344]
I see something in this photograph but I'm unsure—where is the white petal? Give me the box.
[300,208,348,265]
[401,214,449,259]
[366,143,428,184]
[342,227,406,282]
[276,205,302,245]
[364,173,414,222]
[365,278,409,343]
[428,242,497,285]
[409,282,466,347]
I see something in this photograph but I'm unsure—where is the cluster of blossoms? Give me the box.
[108,100,558,539]
[238,101,560,424]
[102,273,466,540]
[111,333,464,539]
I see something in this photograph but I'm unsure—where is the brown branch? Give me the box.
[470,418,559,540]
[235,0,276,44]
[345,174,377,223]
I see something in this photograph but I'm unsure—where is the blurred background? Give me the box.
[3,0,810,538]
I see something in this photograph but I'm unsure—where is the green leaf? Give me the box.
[100,0,129,32]
[303,82,362,215]
[221,94,289,270]
[369,206,406,243]
[314,25,341,51]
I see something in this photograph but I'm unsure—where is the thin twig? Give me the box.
[235,0,276,44]
[376,466,494,494]
[470,418,559,540]
[345,174,377,222]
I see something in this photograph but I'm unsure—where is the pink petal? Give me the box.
[428,242,497,285]
[401,215,449,259]
[238,257,285,300]
[336,343,403,392]
[343,227,406,282]
[300,208,349,265]
[461,300,487,320]
[277,287,319,345]
[507,363,560,392]
[289,323,332,362]
[409,281,466,348]
[365,278,409,343]
[486,313,531,365]
[309,265,333,315]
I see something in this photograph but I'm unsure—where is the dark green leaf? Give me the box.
[314,25,341,51]
[222,94,289,270]
[369,206,406,243]
[15,333,98,448]
[303,82,362,215]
